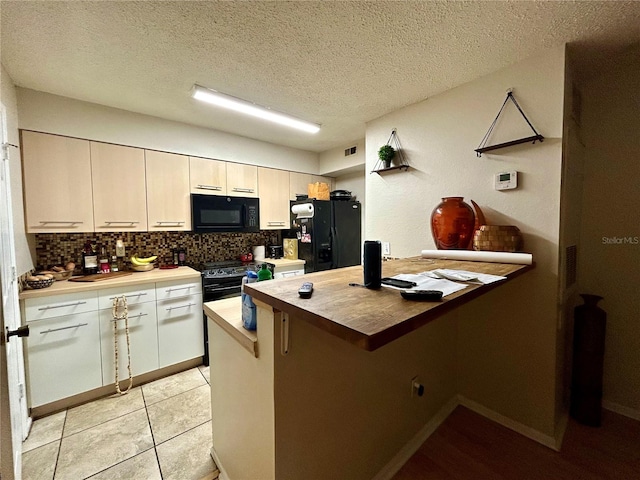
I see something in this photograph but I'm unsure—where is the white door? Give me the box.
[1,104,30,479]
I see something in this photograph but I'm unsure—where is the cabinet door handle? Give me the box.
[232,187,255,193]
[154,221,185,226]
[196,185,222,191]
[104,221,140,225]
[39,221,83,225]
[40,323,88,334]
[267,221,286,226]
[38,301,87,311]
[166,303,197,311]
[164,286,193,292]
[112,313,148,322]
[108,293,148,300]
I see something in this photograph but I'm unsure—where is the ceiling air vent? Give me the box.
[344,146,357,156]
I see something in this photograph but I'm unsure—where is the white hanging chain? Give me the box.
[112,295,133,395]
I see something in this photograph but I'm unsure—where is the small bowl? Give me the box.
[26,278,55,289]
[50,270,73,281]
[131,263,155,272]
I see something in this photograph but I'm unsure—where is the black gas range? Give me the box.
[200,260,274,365]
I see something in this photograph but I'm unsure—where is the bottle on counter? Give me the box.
[257,263,272,282]
[110,255,119,272]
[242,270,258,331]
[99,247,110,274]
[82,241,98,275]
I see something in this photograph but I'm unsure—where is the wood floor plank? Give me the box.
[392,406,640,480]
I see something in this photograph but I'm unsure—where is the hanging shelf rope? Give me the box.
[372,129,410,173]
[475,91,544,157]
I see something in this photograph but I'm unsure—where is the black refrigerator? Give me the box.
[289,199,361,273]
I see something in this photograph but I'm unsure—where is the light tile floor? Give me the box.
[22,365,218,480]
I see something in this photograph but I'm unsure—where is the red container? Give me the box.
[430,197,476,250]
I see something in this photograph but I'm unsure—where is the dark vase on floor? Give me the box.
[571,294,607,427]
[430,197,476,249]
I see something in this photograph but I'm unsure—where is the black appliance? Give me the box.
[290,199,361,273]
[191,194,259,233]
[330,189,352,201]
[269,245,284,259]
[200,260,274,365]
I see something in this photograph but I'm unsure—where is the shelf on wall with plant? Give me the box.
[372,129,410,174]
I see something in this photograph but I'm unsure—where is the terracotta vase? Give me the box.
[430,197,476,249]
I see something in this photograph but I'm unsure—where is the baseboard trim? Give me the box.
[603,400,640,421]
[210,447,229,480]
[372,396,459,480]
[457,395,558,451]
[554,412,569,451]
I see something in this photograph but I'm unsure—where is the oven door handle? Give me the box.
[204,285,241,292]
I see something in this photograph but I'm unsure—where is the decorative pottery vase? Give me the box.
[571,294,606,427]
[473,225,524,252]
[430,197,476,249]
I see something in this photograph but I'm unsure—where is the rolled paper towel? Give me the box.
[420,249,533,265]
[253,246,265,261]
[291,203,314,218]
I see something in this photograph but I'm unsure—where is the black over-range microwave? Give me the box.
[191,194,260,233]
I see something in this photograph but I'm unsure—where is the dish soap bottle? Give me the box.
[82,241,98,275]
[257,263,272,282]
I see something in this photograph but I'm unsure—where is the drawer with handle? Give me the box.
[98,283,156,309]
[24,291,98,321]
[155,279,202,301]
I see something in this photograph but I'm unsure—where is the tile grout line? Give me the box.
[52,408,68,480]
[141,383,165,479]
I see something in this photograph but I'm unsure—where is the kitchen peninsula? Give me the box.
[205,257,532,480]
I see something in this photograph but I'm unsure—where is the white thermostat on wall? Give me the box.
[494,171,518,190]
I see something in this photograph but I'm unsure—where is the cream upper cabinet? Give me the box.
[289,172,314,201]
[146,151,191,231]
[91,142,147,232]
[189,157,227,195]
[226,163,258,197]
[21,131,95,233]
[258,167,290,230]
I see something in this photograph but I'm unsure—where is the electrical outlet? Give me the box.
[382,242,390,255]
[411,376,424,398]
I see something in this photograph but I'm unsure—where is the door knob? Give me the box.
[6,325,30,340]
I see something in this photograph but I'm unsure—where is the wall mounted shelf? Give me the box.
[372,129,410,174]
[475,91,544,157]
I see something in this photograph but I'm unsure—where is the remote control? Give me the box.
[298,282,314,299]
[400,289,443,301]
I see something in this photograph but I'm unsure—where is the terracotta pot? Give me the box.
[430,197,476,249]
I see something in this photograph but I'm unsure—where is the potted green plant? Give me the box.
[378,144,396,168]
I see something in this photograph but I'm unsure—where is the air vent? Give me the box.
[565,244,577,288]
[344,146,357,156]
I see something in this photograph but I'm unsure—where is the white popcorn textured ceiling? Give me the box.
[2,1,640,152]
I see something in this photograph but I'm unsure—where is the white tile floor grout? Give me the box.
[22,365,218,480]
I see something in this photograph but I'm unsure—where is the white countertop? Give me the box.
[19,266,201,300]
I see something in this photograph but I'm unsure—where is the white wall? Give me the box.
[1,65,35,275]
[318,138,365,175]
[579,45,640,417]
[365,46,566,436]
[17,89,319,173]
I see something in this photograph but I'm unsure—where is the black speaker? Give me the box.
[363,240,381,289]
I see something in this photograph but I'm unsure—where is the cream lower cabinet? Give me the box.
[190,157,227,195]
[156,280,203,368]
[91,142,148,231]
[227,163,258,197]
[97,284,158,386]
[146,150,191,231]
[21,131,95,233]
[24,291,101,408]
[258,167,290,229]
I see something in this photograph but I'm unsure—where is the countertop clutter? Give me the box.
[19,266,200,299]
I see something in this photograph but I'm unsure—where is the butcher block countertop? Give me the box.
[245,257,533,351]
[19,266,201,300]
[204,297,258,357]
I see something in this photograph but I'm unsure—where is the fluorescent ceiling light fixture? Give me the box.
[191,84,320,134]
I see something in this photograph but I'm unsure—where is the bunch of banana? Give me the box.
[130,254,158,266]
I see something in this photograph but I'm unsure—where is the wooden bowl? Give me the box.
[131,263,155,272]
[473,225,523,252]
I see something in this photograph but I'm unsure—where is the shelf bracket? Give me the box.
[475,91,544,157]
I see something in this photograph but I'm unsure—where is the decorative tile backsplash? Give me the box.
[34,231,282,272]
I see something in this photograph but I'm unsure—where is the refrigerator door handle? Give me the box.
[331,226,339,269]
